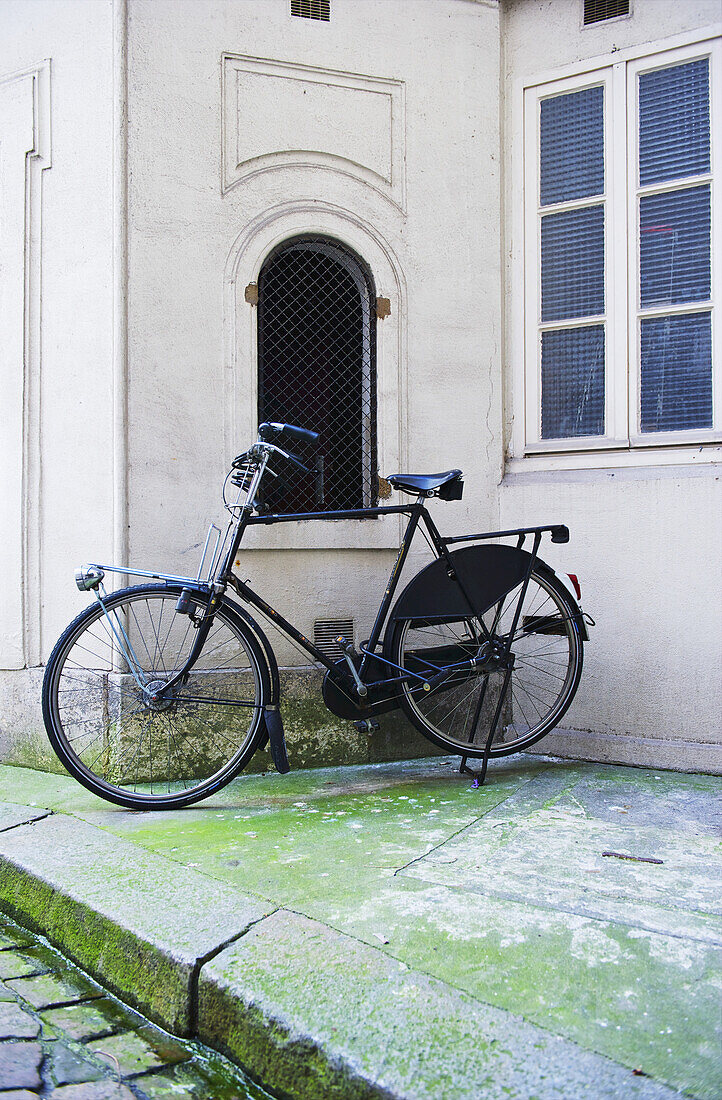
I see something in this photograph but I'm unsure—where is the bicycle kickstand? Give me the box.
[459,753,490,789]
[460,668,513,788]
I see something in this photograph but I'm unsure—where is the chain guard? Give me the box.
[322,657,401,720]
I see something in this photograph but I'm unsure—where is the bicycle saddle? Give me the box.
[387,470,463,497]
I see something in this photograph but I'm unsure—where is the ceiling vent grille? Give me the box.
[583,0,629,24]
[291,0,331,21]
[314,618,354,660]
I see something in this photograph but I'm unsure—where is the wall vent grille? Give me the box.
[314,618,354,660]
[583,0,629,24]
[291,0,331,21]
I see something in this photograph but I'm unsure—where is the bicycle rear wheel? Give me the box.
[388,567,583,757]
[42,584,269,809]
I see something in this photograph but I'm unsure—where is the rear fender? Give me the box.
[532,562,590,641]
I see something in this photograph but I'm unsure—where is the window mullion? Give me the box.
[712,41,722,433]
[637,172,712,199]
[608,60,629,445]
[627,52,641,443]
[638,300,713,320]
[524,86,542,446]
[539,315,605,330]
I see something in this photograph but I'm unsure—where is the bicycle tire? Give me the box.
[387,565,583,758]
[42,584,270,809]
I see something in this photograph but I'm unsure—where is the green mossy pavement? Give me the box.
[0,756,719,1099]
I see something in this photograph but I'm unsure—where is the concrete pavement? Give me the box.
[0,755,719,1099]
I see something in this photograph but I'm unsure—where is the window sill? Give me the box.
[505,442,722,477]
[239,515,402,552]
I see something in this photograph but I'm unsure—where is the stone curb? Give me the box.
[0,806,689,1100]
[0,813,272,1034]
[197,909,683,1100]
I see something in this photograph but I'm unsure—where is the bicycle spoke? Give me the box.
[45,587,266,807]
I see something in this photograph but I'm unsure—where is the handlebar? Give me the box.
[231,440,317,479]
[257,422,319,448]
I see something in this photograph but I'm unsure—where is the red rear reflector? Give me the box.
[567,573,582,600]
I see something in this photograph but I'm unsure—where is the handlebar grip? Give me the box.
[258,422,319,447]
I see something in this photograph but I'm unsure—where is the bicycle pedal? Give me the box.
[353,719,380,735]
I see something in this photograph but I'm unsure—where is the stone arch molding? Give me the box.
[221,55,406,212]
[223,201,408,550]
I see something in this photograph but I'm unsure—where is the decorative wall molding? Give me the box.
[221,54,406,211]
[113,0,129,574]
[0,60,51,669]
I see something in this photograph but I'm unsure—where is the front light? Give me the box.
[75,565,105,592]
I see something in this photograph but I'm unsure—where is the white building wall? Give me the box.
[500,0,722,770]
[1,0,718,775]
[0,0,118,764]
[123,0,502,661]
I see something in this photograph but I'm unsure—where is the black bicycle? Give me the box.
[42,423,590,809]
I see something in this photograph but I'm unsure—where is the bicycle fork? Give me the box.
[93,584,220,706]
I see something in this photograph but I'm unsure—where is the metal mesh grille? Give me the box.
[583,0,629,24]
[258,235,377,513]
[291,0,330,21]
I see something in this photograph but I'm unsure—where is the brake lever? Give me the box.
[263,442,316,476]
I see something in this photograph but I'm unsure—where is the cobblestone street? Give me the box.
[0,915,269,1099]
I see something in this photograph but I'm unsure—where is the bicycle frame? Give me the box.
[81,435,570,705]
[50,426,589,806]
[235,506,564,679]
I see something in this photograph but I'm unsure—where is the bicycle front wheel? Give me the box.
[388,567,583,758]
[42,585,269,809]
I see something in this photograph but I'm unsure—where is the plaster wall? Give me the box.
[123,0,502,663]
[0,1,117,763]
[499,0,722,770]
[4,0,717,777]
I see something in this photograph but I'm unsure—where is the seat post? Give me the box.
[358,496,426,675]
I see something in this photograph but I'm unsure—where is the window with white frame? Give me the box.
[522,38,720,455]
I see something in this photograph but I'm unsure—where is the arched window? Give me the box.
[257,235,377,513]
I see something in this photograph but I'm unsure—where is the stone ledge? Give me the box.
[0,814,272,1034]
[0,665,440,774]
[529,728,722,775]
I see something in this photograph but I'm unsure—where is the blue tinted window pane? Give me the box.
[541,206,604,322]
[541,326,605,439]
[639,59,710,186]
[640,313,712,433]
[640,186,710,307]
[540,86,604,206]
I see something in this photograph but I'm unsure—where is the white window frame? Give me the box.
[511,30,722,469]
